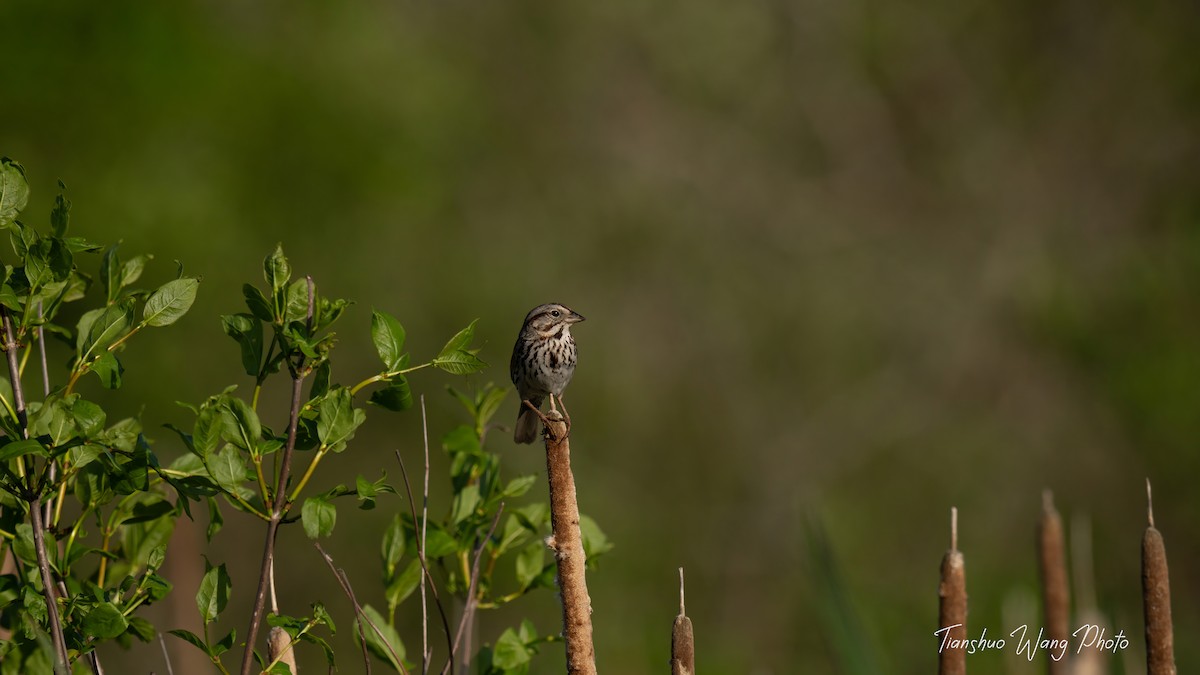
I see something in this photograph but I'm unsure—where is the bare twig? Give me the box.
[396,449,455,672]
[540,411,597,675]
[419,396,431,675]
[314,542,413,675]
[443,505,505,675]
[240,276,315,675]
[36,302,53,524]
[159,632,176,675]
[938,507,966,675]
[670,567,695,675]
[1142,479,1175,675]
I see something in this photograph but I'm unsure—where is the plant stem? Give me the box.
[287,446,328,504]
[348,363,431,397]
[30,499,70,672]
[3,307,69,671]
[240,277,313,675]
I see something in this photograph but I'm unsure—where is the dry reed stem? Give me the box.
[937,507,966,675]
[1070,515,1108,675]
[670,567,695,675]
[541,411,597,675]
[1142,479,1175,675]
[1037,490,1070,675]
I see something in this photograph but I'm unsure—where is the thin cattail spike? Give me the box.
[678,567,686,616]
[1146,477,1154,528]
[950,507,958,552]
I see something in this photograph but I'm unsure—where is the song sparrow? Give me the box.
[510,303,585,444]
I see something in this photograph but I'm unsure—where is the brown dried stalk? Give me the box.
[528,404,597,675]
[670,567,694,675]
[267,627,298,674]
[1037,490,1070,675]
[937,507,966,675]
[1142,479,1175,675]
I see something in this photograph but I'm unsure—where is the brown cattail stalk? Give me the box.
[268,626,298,674]
[937,507,967,675]
[539,409,597,675]
[671,567,695,675]
[1037,490,1070,675]
[1142,479,1175,675]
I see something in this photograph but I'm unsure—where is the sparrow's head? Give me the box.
[521,303,585,337]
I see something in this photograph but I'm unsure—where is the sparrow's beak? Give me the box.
[567,311,586,324]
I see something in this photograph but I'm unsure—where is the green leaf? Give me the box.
[82,602,128,639]
[437,320,478,359]
[283,278,310,324]
[208,446,247,493]
[207,497,224,541]
[503,475,537,499]
[50,182,71,236]
[357,604,406,670]
[147,545,167,571]
[301,497,337,539]
[71,397,107,438]
[119,497,173,525]
[384,558,422,610]
[74,307,103,355]
[12,523,37,564]
[213,628,236,657]
[515,542,544,590]
[422,523,459,558]
[0,158,30,229]
[477,386,509,429]
[264,244,291,294]
[25,238,72,290]
[368,379,412,412]
[355,475,377,510]
[68,443,104,470]
[127,615,157,642]
[242,283,273,322]
[0,438,47,461]
[197,561,232,624]
[123,509,178,568]
[492,627,532,669]
[193,406,223,457]
[451,484,480,524]
[142,277,199,327]
[120,254,152,290]
[220,397,261,454]
[100,244,121,303]
[91,352,124,389]
[381,515,406,578]
[579,515,613,559]
[431,350,487,376]
[221,313,263,377]
[300,631,336,668]
[310,360,331,400]
[518,619,537,644]
[168,628,212,657]
[316,387,365,452]
[82,298,135,357]
[370,311,406,371]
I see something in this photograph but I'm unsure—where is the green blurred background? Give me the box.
[4,0,1199,673]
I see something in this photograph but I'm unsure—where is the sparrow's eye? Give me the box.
[551,310,561,317]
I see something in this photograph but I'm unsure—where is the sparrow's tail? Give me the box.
[514,396,544,444]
